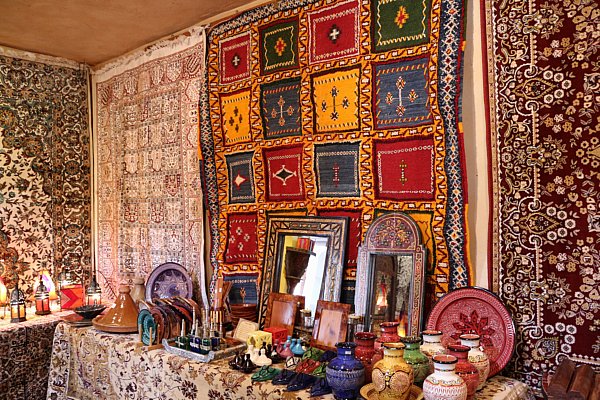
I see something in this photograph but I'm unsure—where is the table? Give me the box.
[0,309,71,400]
[47,323,533,400]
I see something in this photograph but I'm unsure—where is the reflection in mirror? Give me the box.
[258,216,348,328]
[355,212,426,337]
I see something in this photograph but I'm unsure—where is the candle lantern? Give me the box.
[0,276,7,319]
[85,276,102,306]
[35,275,51,315]
[10,277,26,323]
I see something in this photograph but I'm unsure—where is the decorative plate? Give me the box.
[360,383,423,400]
[145,262,193,302]
[426,287,516,377]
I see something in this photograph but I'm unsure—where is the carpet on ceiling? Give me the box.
[199,0,470,309]
[484,0,600,396]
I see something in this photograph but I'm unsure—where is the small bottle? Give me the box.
[201,325,211,355]
[210,321,220,351]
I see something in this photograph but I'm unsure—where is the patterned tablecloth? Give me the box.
[47,322,532,400]
[0,310,72,400]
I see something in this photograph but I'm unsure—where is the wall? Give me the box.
[0,47,91,296]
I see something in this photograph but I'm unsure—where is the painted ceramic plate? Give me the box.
[360,383,423,400]
[145,262,193,302]
[426,287,516,377]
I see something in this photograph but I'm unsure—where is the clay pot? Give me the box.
[371,342,413,400]
[400,335,429,386]
[325,342,365,400]
[92,285,139,333]
[460,333,490,390]
[447,344,479,400]
[372,321,402,365]
[130,277,146,306]
[420,329,446,373]
[423,354,467,400]
[354,332,377,384]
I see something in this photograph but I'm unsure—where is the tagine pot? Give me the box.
[447,344,479,400]
[420,330,446,373]
[400,335,429,386]
[423,354,467,400]
[325,342,365,400]
[354,332,377,384]
[460,333,490,390]
[371,342,413,400]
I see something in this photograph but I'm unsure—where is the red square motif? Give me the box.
[374,138,435,201]
[263,145,305,202]
[219,32,251,84]
[225,213,258,263]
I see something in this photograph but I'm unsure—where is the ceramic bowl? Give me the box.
[75,304,107,320]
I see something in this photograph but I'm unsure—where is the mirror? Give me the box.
[355,212,426,336]
[258,216,348,327]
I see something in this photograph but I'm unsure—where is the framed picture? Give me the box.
[264,292,305,336]
[310,300,351,351]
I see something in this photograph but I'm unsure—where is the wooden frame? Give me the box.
[258,216,348,327]
[310,300,351,351]
[264,292,305,336]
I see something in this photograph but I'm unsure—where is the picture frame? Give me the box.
[310,300,351,351]
[264,292,305,336]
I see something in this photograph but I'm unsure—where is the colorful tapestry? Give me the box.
[483,0,600,396]
[0,53,90,296]
[199,0,469,305]
[95,28,206,303]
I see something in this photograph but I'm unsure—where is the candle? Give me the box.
[0,277,7,306]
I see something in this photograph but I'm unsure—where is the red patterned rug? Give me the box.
[483,0,599,395]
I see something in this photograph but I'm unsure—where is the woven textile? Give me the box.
[0,54,90,295]
[484,0,600,396]
[95,29,206,302]
[199,0,469,304]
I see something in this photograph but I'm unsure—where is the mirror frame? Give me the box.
[354,212,426,336]
[258,216,348,327]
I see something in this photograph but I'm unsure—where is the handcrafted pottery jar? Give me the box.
[372,321,402,365]
[400,335,429,386]
[423,354,467,400]
[129,277,146,306]
[421,330,446,373]
[325,342,365,400]
[354,332,377,384]
[460,333,490,390]
[447,344,479,400]
[371,342,413,400]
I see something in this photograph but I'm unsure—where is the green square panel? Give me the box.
[372,0,432,52]
[259,18,299,75]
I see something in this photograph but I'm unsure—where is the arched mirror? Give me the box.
[354,212,426,336]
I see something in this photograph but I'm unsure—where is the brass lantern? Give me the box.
[35,275,51,315]
[10,277,26,323]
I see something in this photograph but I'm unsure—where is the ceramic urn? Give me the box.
[371,342,413,400]
[447,344,479,400]
[423,354,468,400]
[325,342,365,400]
[420,330,446,373]
[460,333,490,390]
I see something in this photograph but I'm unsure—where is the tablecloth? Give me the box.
[46,322,532,400]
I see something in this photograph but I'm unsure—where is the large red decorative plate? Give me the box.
[426,287,516,377]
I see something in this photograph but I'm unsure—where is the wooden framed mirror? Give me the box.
[354,212,426,336]
[258,216,348,328]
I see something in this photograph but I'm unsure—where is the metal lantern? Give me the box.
[10,277,26,323]
[35,275,51,315]
[85,276,102,306]
[0,276,7,319]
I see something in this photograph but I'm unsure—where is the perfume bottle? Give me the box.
[201,325,211,355]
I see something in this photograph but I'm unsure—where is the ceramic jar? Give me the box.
[423,354,468,400]
[447,344,479,400]
[372,321,402,365]
[354,332,377,384]
[129,277,146,306]
[400,336,429,386]
[325,342,365,400]
[371,342,414,400]
[460,333,490,390]
[421,330,446,373]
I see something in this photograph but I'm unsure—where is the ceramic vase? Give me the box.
[447,344,479,400]
[129,277,146,306]
[420,330,446,373]
[423,354,467,400]
[400,335,429,386]
[325,342,365,400]
[371,342,414,400]
[460,333,490,390]
[354,332,377,384]
[372,321,402,365]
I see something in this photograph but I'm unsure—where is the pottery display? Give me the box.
[92,285,139,333]
[420,330,446,373]
[400,336,429,386]
[372,321,402,365]
[354,332,377,384]
[422,354,467,400]
[371,342,413,400]
[325,342,365,400]
[460,333,490,390]
[447,344,479,400]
